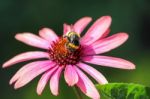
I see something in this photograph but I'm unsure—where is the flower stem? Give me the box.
[73,86,83,99]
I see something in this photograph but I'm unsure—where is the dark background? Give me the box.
[0,0,150,99]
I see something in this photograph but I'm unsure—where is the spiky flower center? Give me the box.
[49,38,81,66]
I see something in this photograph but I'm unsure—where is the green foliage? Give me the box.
[96,83,150,99]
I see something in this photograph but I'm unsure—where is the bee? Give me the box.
[63,32,80,52]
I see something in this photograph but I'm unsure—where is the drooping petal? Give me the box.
[75,66,100,99]
[14,61,55,89]
[74,17,92,34]
[77,62,108,84]
[50,66,64,96]
[63,23,72,35]
[9,60,53,85]
[83,55,135,69]
[81,16,112,45]
[3,51,49,68]
[15,33,50,49]
[84,33,129,55]
[76,75,86,93]
[39,28,58,42]
[64,65,78,86]
[37,66,58,95]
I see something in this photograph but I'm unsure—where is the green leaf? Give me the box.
[96,83,150,99]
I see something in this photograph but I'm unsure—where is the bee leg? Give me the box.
[65,42,69,50]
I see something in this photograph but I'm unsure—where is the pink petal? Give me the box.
[76,75,86,93]
[83,55,135,69]
[77,62,108,84]
[63,23,72,35]
[64,65,78,86]
[84,33,129,55]
[15,33,50,49]
[74,17,92,34]
[37,66,58,95]
[39,28,58,42]
[2,51,49,68]
[14,61,55,89]
[81,16,112,45]
[75,66,100,99]
[50,66,64,96]
[100,28,110,39]
[9,60,52,85]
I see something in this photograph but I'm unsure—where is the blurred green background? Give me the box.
[0,0,150,99]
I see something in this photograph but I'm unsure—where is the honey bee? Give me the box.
[63,32,80,52]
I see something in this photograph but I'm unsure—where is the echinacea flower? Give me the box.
[3,16,135,99]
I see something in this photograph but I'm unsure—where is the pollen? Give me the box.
[49,38,81,66]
